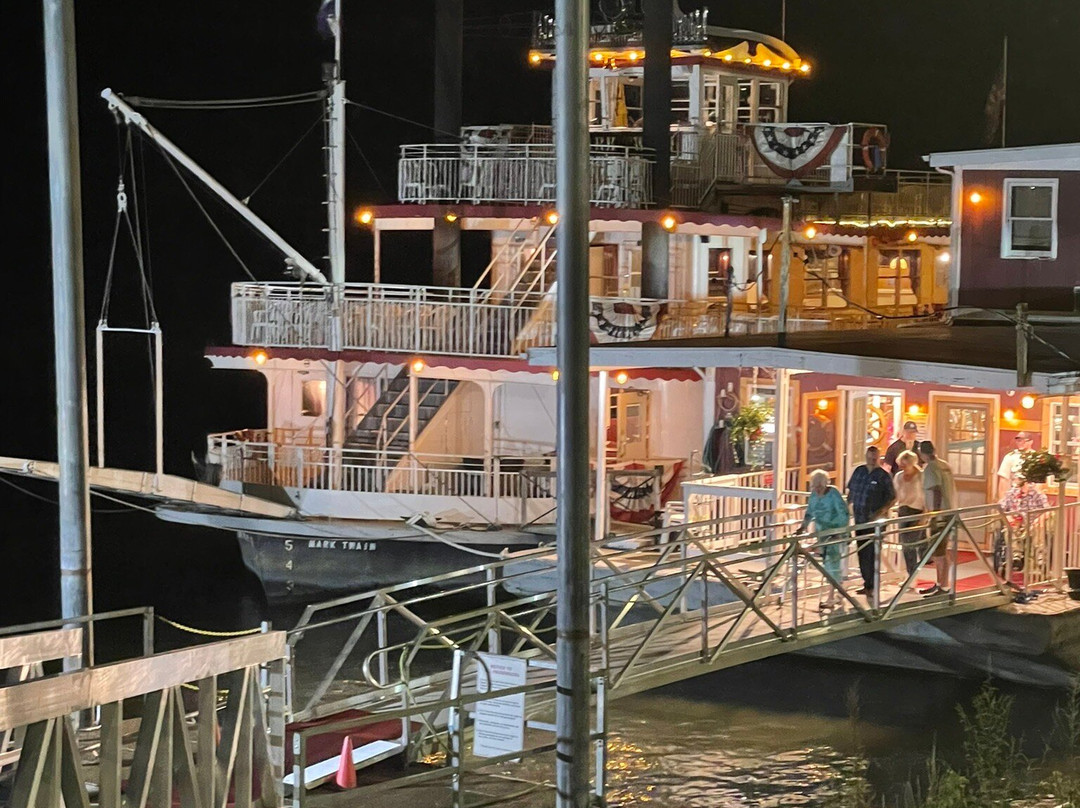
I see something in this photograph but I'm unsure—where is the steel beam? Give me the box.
[43,0,94,675]
[554,0,592,803]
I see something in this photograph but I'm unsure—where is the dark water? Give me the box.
[5,500,1077,806]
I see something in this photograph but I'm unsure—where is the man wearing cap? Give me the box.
[884,421,920,473]
[997,432,1034,498]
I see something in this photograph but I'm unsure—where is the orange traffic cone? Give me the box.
[334,736,356,789]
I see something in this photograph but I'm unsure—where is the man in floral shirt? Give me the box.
[1001,474,1049,520]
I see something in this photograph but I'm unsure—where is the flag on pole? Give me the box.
[316,0,337,39]
[983,37,1007,147]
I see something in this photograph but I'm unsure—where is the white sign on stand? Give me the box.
[472,652,527,758]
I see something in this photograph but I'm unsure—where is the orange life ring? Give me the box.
[861,127,889,173]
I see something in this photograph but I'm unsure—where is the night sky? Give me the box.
[2,0,1079,620]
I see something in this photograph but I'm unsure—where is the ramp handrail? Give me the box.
[286,502,1074,724]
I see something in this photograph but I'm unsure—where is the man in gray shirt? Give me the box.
[917,440,957,596]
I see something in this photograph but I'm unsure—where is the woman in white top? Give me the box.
[893,450,926,578]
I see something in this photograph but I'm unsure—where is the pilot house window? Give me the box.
[1001,178,1057,259]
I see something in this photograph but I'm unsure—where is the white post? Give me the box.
[773,368,791,510]
[95,322,105,468]
[594,371,609,543]
[153,323,163,479]
[408,367,419,455]
[373,226,382,284]
[755,228,767,331]
[701,367,716,462]
[1054,394,1071,584]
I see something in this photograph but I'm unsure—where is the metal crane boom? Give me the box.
[101,88,328,285]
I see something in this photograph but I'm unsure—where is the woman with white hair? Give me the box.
[796,469,851,608]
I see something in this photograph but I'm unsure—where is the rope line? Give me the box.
[0,474,132,514]
[156,615,263,638]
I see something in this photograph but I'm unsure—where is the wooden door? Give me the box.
[931,395,998,508]
[615,390,650,460]
[800,391,842,489]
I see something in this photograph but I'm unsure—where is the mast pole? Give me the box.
[43,0,93,671]
[326,0,347,477]
[554,0,592,804]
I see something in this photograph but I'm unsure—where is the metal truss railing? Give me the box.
[282,502,1074,794]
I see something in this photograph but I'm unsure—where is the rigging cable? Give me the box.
[243,111,325,203]
[150,141,258,281]
[345,124,389,197]
[344,98,463,141]
[123,91,327,111]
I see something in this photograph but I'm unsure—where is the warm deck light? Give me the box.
[1021,394,1036,409]
[1004,409,1019,425]
[251,350,268,366]
[968,191,983,204]
[907,403,922,416]
[615,371,629,385]
[444,212,458,223]
[723,54,733,62]
[817,398,829,411]
[701,49,712,57]
[804,225,817,239]
[545,210,559,225]
[356,209,374,225]
[763,59,772,67]
[781,61,791,70]
[800,63,811,73]
[906,231,918,242]
[411,358,425,373]
[529,51,542,64]
[937,250,950,263]
[743,57,752,64]
[660,214,677,231]
[627,51,640,61]
[551,369,560,381]
[591,51,604,62]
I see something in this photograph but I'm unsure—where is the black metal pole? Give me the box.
[554,0,591,803]
[43,0,93,667]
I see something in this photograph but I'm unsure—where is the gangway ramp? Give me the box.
[0,455,294,517]
[287,503,1062,719]
[279,502,1074,804]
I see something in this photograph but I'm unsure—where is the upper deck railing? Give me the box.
[398,142,654,207]
[399,122,885,209]
[532,8,709,51]
[800,170,952,224]
[231,282,908,357]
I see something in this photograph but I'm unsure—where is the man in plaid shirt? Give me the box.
[845,445,896,596]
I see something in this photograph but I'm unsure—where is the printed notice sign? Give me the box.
[472,653,527,759]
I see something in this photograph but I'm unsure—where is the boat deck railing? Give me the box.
[398,142,655,207]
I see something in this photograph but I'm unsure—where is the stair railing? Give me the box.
[471,216,530,292]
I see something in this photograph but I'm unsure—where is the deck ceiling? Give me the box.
[528,324,1080,394]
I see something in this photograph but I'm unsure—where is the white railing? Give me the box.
[398,143,654,207]
[231,282,888,355]
[682,467,807,546]
[209,432,555,499]
[232,282,546,357]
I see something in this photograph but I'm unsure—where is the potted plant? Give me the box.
[1018,450,1073,485]
[729,400,774,469]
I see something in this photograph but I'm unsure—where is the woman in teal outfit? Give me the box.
[797,469,851,609]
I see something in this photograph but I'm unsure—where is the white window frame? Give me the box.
[1000,177,1058,259]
